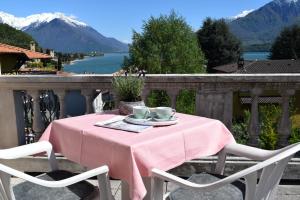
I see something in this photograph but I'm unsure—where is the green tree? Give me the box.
[270,25,300,60]
[0,24,38,49]
[197,18,242,73]
[57,55,62,71]
[123,11,206,73]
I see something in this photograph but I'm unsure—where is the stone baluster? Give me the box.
[166,89,179,109]
[27,90,44,141]
[141,89,151,104]
[223,91,233,130]
[81,89,94,114]
[248,88,263,147]
[278,89,295,147]
[196,86,233,129]
[55,89,66,119]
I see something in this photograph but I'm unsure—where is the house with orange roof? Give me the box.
[0,42,52,74]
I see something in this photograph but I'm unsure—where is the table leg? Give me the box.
[121,177,160,200]
[143,177,152,200]
[121,180,130,200]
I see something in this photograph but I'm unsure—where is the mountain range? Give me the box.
[229,0,300,50]
[0,12,128,53]
[1,0,300,53]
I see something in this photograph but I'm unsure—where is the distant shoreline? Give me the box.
[63,52,128,74]
[64,56,90,66]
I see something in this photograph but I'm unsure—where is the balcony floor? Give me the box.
[11,178,300,200]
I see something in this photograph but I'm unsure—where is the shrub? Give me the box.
[112,74,144,102]
[232,110,250,144]
[176,90,196,115]
[258,105,281,150]
[27,61,43,68]
[146,90,170,108]
[289,128,300,144]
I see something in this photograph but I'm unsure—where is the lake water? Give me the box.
[63,53,129,74]
[63,52,269,74]
[243,52,270,60]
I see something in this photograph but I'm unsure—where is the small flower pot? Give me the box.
[119,101,145,115]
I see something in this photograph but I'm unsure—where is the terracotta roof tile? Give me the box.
[0,43,51,59]
[214,60,300,73]
[236,60,300,73]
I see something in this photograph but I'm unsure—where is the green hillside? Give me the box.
[0,23,38,49]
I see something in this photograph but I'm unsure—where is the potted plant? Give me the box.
[112,73,145,115]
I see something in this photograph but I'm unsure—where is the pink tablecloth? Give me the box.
[40,112,235,200]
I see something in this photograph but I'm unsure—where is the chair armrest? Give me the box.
[0,141,53,159]
[152,142,300,193]
[215,142,300,174]
[222,142,300,160]
[222,143,276,160]
[0,163,109,188]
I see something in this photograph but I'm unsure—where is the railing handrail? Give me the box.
[1,74,300,84]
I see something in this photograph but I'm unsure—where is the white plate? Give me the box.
[124,115,178,126]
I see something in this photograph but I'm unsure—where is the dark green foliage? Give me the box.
[57,56,62,71]
[259,105,281,150]
[0,23,38,49]
[270,25,300,59]
[232,110,250,144]
[289,128,300,144]
[55,52,86,64]
[197,18,242,73]
[176,90,196,115]
[123,11,206,73]
[146,91,170,108]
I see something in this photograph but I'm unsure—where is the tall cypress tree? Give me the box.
[270,25,300,60]
[197,18,241,73]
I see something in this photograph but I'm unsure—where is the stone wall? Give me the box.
[0,74,300,148]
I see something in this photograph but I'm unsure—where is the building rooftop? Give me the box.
[0,43,51,59]
[213,60,300,74]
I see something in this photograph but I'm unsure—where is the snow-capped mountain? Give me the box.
[273,0,299,5]
[0,11,128,53]
[0,12,86,30]
[229,0,300,48]
[232,10,254,19]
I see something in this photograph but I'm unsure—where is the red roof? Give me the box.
[0,43,51,59]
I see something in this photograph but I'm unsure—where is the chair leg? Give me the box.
[143,177,152,200]
[151,177,164,200]
[0,180,8,200]
[244,172,257,200]
[215,149,226,175]
[121,180,130,200]
[0,172,15,200]
[97,173,113,200]
[48,149,59,171]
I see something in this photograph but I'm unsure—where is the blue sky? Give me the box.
[0,0,271,43]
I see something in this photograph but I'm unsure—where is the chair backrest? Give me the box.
[152,143,300,200]
[255,145,300,199]
[251,154,292,199]
[93,92,105,113]
[217,143,300,200]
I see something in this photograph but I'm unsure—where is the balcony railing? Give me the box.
[0,74,299,149]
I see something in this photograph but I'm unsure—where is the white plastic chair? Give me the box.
[0,141,114,200]
[151,142,300,200]
[93,92,105,114]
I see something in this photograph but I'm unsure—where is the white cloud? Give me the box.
[233,9,254,19]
